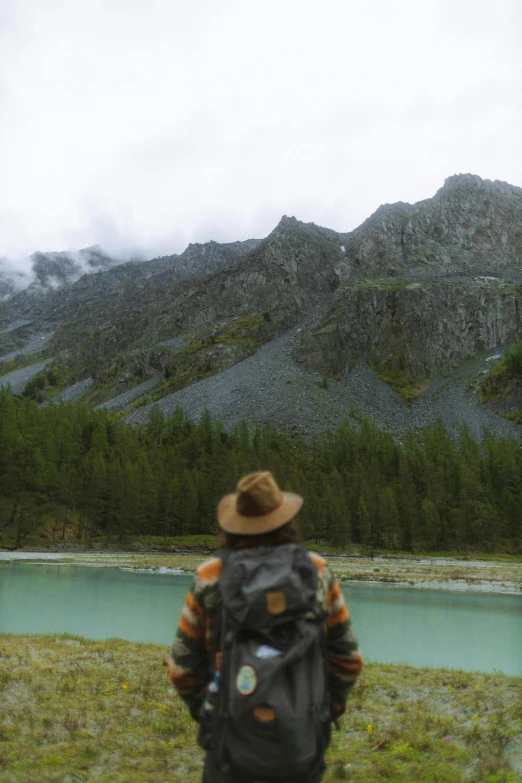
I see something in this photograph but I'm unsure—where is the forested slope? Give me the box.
[0,391,520,553]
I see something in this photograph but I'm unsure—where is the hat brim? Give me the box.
[217,492,303,535]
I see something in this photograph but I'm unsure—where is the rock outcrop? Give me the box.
[338,174,522,281]
[42,218,343,387]
[297,279,522,378]
[156,217,343,331]
[3,173,522,416]
[296,175,522,380]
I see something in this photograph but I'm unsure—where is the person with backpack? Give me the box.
[169,471,363,783]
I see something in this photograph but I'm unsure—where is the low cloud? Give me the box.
[0,0,520,267]
[0,257,32,301]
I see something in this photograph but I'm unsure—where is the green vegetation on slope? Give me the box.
[1,390,522,554]
[43,313,273,408]
[21,362,75,402]
[130,313,271,409]
[374,363,429,404]
[0,635,520,783]
[480,344,522,397]
[343,277,417,292]
[479,344,522,423]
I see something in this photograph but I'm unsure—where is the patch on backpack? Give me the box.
[236,665,257,696]
[253,706,276,723]
[266,591,286,615]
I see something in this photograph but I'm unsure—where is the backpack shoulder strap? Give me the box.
[219,547,231,570]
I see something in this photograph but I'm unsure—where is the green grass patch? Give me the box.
[375,365,429,404]
[502,411,522,426]
[0,635,520,782]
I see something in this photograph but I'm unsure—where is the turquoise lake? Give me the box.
[0,563,521,675]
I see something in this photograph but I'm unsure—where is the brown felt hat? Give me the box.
[217,471,303,535]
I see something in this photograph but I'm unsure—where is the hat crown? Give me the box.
[236,471,283,517]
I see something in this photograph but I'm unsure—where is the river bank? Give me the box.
[0,634,520,783]
[1,547,521,594]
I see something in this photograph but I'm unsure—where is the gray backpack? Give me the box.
[199,543,331,783]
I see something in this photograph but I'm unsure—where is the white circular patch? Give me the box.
[236,665,257,696]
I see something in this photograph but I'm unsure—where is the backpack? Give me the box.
[198,543,332,783]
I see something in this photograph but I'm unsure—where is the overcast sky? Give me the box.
[1,0,521,267]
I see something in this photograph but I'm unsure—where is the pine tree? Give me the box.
[356,497,371,551]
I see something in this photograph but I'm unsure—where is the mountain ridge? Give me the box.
[1,173,522,436]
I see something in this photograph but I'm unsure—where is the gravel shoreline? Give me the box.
[2,550,520,594]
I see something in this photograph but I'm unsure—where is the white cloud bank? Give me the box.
[0,0,521,264]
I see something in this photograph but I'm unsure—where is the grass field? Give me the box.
[0,635,521,782]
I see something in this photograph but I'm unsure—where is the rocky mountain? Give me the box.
[297,274,522,373]
[296,175,522,386]
[0,245,124,323]
[340,174,522,281]
[1,173,522,436]
[0,238,262,327]
[32,218,344,401]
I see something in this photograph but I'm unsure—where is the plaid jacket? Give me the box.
[169,550,363,719]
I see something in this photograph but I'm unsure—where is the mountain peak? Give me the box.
[278,214,299,227]
[439,173,522,198]
[271,215,329,237]
[442,173,485,190]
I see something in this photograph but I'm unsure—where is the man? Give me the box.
[169,471,363,782]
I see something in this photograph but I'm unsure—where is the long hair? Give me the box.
[216,517,301,550]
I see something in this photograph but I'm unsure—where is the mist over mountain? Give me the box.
[0,258,31,302]
[29,245,121,289]
[0,244,133,301]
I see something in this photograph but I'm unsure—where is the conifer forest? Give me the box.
[0,389,521,553]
